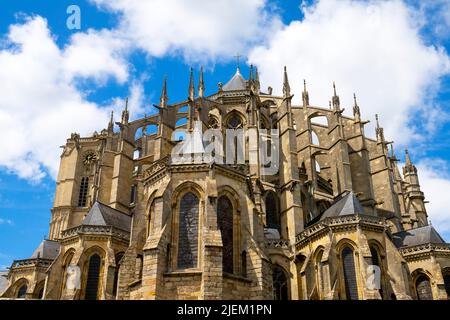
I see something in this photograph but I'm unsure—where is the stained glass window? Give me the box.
[177,192,199,269]
[342,246,358,300]
[78,177,89,207]
[85,254,101,300]
[273,266,288,300]
[265,192,281,234]
[217,196,233,274]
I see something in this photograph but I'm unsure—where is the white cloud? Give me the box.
[416,159,450,237]
[91,0,281,61]
[0,16,133,181]
[63,28,130,84]
[249,0,450,144]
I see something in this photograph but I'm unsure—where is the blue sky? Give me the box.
[0,0,450,269]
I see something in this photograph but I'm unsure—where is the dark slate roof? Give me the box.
[320,191,365,220]
[222,68,246,91]
[30,240,60,260]
[82,202,131,232]
[392,225,446,248]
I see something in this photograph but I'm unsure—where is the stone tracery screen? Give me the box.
[177,192,199,269]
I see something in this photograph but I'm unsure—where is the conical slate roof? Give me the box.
[320,191,365,220]
[392,225,446,248]
[82,202,131,232]
[30,239,60,260]
[222,68,246,91]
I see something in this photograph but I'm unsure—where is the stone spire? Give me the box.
[332,82,340,111]
[188,67,195,101]
[108,110,114,132]
[390,143,397,161]
[249,64,254,82]
[353,93,361,122]
[282,66,291,98]
[121,97,129,124]
[255,67,260,93]
[302,79,309,107]
[198,66,204,98]
[375,114,385,143]
[160,75,168,108]
[404,147,417,174]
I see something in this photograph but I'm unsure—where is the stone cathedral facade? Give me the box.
[2,66,450,300]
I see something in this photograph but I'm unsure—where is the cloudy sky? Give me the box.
[0,0,449,268]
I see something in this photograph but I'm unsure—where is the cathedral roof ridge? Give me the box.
[222,68,247,91]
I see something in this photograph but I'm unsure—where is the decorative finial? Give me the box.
[108,110,114,132]
[353,93,361,120]
[160,74,168,108]
[405,146,412,165]
[283,66,291,98]
[249,64,254,81]
[332,82,340,110]
[188,67,195,101]
[375,114,380,128]
[302,79,309,107]
[198,66,204,98]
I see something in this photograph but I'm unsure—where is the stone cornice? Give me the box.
[295,214,386,250]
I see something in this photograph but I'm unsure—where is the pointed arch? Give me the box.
[272,265,289,300]
[85,254,101,300]
[177,192,200,269]
[265,191,281,235]
[217,195,234,274]
[341,246,358,300]
[415,274,433,300]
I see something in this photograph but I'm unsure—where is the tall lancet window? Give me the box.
[273,266,288,300]
[217,195,234,274]
[341,246,358,300]
[177,192,199,269]
[265,192,281,235]
[78,177,89,207]
[85,254,101,300]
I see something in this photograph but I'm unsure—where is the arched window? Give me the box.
[443,270,450,299]
[273,266,289,300]
[208,116,219,129]
[227,115,243,129]
[217,195,234,274]
[241,251,247,277]
[315,249,325,299]
[17,284,27,299]
[370,245,384,299]
[311,130,320,145]
[84,254,101,300]
[310,115,328,127]
[342,246,358,300]
[177,192,199,269]
[112,252,124,298]
[78,177,89,207]
[38,288,44,299]
[416,274,433,300]
[265,192,281,235]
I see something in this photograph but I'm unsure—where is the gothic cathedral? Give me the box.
[3,66,450,300]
